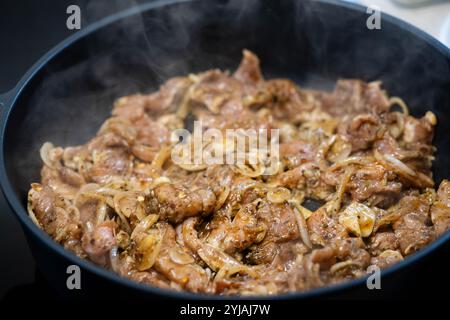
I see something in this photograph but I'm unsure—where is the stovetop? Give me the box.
[1,0,449,300]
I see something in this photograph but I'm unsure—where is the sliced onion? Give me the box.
[40,142,56,168]
[152,176,171,187]
[137,229,164,271]
[339,202,376,237]
[176,80,196,119]
[113,191,146,220]
[151,145,171,169]
[330,260,359,273]
[416,172,435,188]
[177,162,208,171]
[98,117,136,142]
[425,111,437,126]
[109,246,120,273]
[389,97,409,115]
[328,156,374,171]
[95,202,108,225]
[234,162,265,178]
[291,204,312,248]
[130,214,159,241]
[75,183,102,206]
[379,249,403,260]
[132,144,157,162]
[214,264,260,280]
[374,150,416,177]
[388,112,405,139]
[328,136,352,163]
[215,186,230,210]
[197,243,247,273]
[116,230,130,249]
[327,167,354,215]
[27,188,42,229]
[168,248,195,265]
[85,221,94,233]
[267,187,291,204]
[289,200,312,220]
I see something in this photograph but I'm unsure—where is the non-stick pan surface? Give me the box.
[1,0,450,299]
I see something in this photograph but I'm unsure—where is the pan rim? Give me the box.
[1,0,450,300]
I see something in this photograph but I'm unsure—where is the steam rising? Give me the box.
[6,0,450,195]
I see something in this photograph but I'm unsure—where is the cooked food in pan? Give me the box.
[27,50,450,295]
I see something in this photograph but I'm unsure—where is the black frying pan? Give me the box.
[1,0,450,299]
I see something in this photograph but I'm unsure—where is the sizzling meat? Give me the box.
[28,50,450,295]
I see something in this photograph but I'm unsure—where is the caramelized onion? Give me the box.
[374,150,416,177]
[40,142,57,169]
[215,186,230,210]
[168,248,195,265]
[290,203,312,248]
[267,187,291,204]
[130,214,159,241]
[339,202,376,237]
[109,246,120,273]
[389,96,409,115]
[137,229,164,271]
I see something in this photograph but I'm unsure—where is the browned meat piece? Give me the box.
[113,77,191,120]
[337,113,381,151]
[41,165,85,198]
[81,220,116,265]
[402,142,435,175]
[76,196,101,225]
[374,133,400,156]
[257,200,300,244]
[87,132,129,152]
[279,141,316,169]
[431,180,450,236]
[190,70,243,114]
[129,269,172,290]
[333,238,371,268]
[233,49,263,92]
[131,144,158,162]
[205,201,266,254]
[370,250,403,269]
[28,185,81,241]
[147,183,216,224]
[321,80,390,117]
[272,162,333,200]
[86,149,131,183]
[154,223,211,293]
[403,115,434,144]
[310,246,336,270]
[196,100,274,133]
[133,114,170,147]
[374,133,435,188]
[323,163,402,206]
[211,200,301,265]
[112,95,146,121]
[309,238,370,276]
[250,79,315,123]
[271,166,306,189]
[369,232,399,255]
[347,165,401,205]
[393,195,434,255]
[307,208,348,246]
[246,241,278,265]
